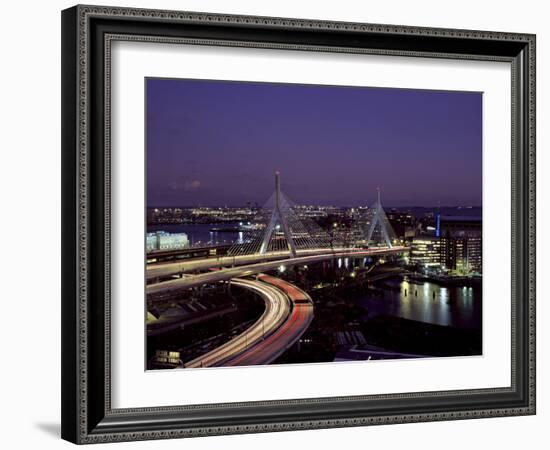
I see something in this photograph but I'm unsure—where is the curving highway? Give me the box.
[183,278,291,368]
[147,246,407,296]
[182,275,314,368]
[149,247,406,367]
[146,246,408,281]
[222,274,314,367]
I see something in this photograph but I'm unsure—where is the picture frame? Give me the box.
[61,4,536,444]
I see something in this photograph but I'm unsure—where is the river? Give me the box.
[357,277,482,330]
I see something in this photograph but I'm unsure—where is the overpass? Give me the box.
[183,277,291,368]
[147,244,231,263]
[147,173,406,367]
[147,174,402,284]
[184,274,314,368]
[146,246,404,281]
[224,274,314,366]
[147,246,407,296]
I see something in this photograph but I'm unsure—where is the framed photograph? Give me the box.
[61,5,536,444]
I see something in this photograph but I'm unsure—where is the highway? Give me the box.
[148,246,407,367]
[146,246,399,281]
[222,274,314,367]
[183,278,291,368]
[146,246,407,296]
[183,275,314,368]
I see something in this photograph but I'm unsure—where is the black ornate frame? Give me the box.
[61,4,536,444]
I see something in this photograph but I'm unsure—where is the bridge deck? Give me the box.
[147,247,407,296]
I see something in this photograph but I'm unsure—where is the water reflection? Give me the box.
[358,278,481,330]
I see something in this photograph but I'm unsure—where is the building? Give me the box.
[410,236,442,267]
[440,216,482,274]
[409,216,482,275]
[386,209,417,239]
[146,231,189,252]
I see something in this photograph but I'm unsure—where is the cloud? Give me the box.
[185,180,201,191]
[169,179,202,191]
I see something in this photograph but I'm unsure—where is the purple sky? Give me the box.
[146,78,482,207]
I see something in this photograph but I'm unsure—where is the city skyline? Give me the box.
[146,77,483,371]
[147,202,483,209]
[147,78,482,208]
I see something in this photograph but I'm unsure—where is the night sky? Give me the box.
[146,78,482,207]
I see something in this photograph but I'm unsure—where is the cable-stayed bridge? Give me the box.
[226,173,397,258]
[147,173,406,291]
[227,172,335,257]
[147,173,408,367]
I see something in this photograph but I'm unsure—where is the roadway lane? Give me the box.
[146,247,407,296]
[148,249,304,280]
[147,246,395,280]
[223,275,314,366]
[183,278,291,368]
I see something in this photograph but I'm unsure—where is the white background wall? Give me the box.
[0,0,546,448]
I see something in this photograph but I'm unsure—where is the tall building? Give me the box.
[409,216,482,275]
[410,236,442,267]
[440,216,482,274]
[146,231,189,252]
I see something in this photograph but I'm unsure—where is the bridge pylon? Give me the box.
[259,172,297,257]
[364,187,396,248]
[227,172,334,257]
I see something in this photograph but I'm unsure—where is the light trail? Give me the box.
[183,275,314,368]
[183,278,290,368]
[147,247,366,280]
[222,274,314,367]
[147,247,408,296]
